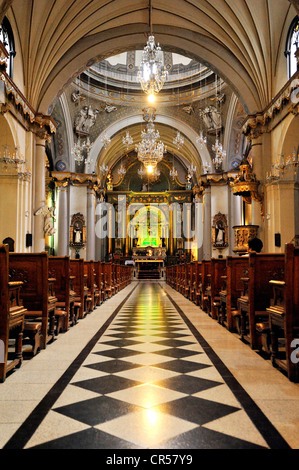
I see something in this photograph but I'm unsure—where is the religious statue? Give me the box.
[34,205,56,236]
[199,105,222,132]
[74,105,100,135]
[70,213,86,247]
[212,212,228,248]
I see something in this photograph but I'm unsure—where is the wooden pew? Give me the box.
[84,261,95,311]
[9,252,56,350]
[210,258,227,320]
[237,253,285,350]
[218,256,250,331]
[194,262,203,306]
[49,256,77,331]
[94,261,104,304]
[70,259,88,319]
[200,260,211,311]
[104,262,114,299]
[190,262,198,303]
[267,244,299,381]
[0,245,26,382]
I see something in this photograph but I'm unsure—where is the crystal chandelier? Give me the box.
[101,133,111,149]
[196,131,207,148]
[170,165,178,180]
[138,165,160,182]
[118,162,126,176]
[173,131,184,150]
[122,131,133,150]
[135,120,166,173]
[71,138,91,164]
[99,164,109,174]
[188,163,197,176]
[137,35,168,97]
[212,138,226,170]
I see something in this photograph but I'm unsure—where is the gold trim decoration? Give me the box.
[0,71,57,134]
[242,71,299,135]
[231,157,264,215]
[232,225,259,254]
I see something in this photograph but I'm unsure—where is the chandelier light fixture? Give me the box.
[122,131,133,150]
[212,75,226,171]
[101,133,111,149]
[137,1,168,102]
[173,131,184,150]
[196,130,207,148]
[135,119,167,173]
[71,137,91,164]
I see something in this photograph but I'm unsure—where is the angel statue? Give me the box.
[34,205,56,236]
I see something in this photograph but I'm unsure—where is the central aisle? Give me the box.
[4,282,291,449]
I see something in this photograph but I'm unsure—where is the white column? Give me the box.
[87,186,96,260]
[56,182,69,256]
[33,134,47,252]
[203,186,211,260]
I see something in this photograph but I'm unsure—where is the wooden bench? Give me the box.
[200,260,211,311]
[237,253,285,350]
[0,245,26,382]
[70,259,88,319]
[84,261,95,311]
[8,252,56,350]
[49,256,77,330]
[210,258,227,320]
[218,256,250,331]
[93,261,104,305]
[267,244,299,381]
[104,263,114,299]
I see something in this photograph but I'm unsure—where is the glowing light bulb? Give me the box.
[147,165,154,174]
[148,93,156,104]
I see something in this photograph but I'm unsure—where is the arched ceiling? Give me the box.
[1,0,296,115]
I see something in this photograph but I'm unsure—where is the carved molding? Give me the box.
[242,72,299,135]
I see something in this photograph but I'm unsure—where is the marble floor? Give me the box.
[1,281,299,450]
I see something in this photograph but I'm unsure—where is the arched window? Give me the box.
[0,17,15,78]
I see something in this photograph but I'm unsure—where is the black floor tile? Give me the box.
[152,396,240,426]
[85,359,142,374]
[72,375,142,394]
[53,395,143,426]
[154,359,210,374]
[29,427,141,449]
[155,426,267,449]
[153,375,223,394]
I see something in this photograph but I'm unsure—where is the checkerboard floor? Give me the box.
[1,281,295,449]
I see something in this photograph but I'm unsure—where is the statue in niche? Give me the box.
[212,212,228,249]
[70,213,86,247]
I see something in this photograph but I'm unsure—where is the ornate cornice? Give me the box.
[0,68,57,135]
[51,171,102,193]
[242,71,299,136]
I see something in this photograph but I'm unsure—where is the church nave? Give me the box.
[1,281,298,451]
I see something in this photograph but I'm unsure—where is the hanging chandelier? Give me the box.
[170,165,178,180]
[212,138,226,170]
[137,35,168,97]
[122,131,133,150]
[118,162,126,176]
[135,120,167,173]
[196,130,207,148]
[173,131,184,150]
[101,133,111,149]
[72,137,92,164]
